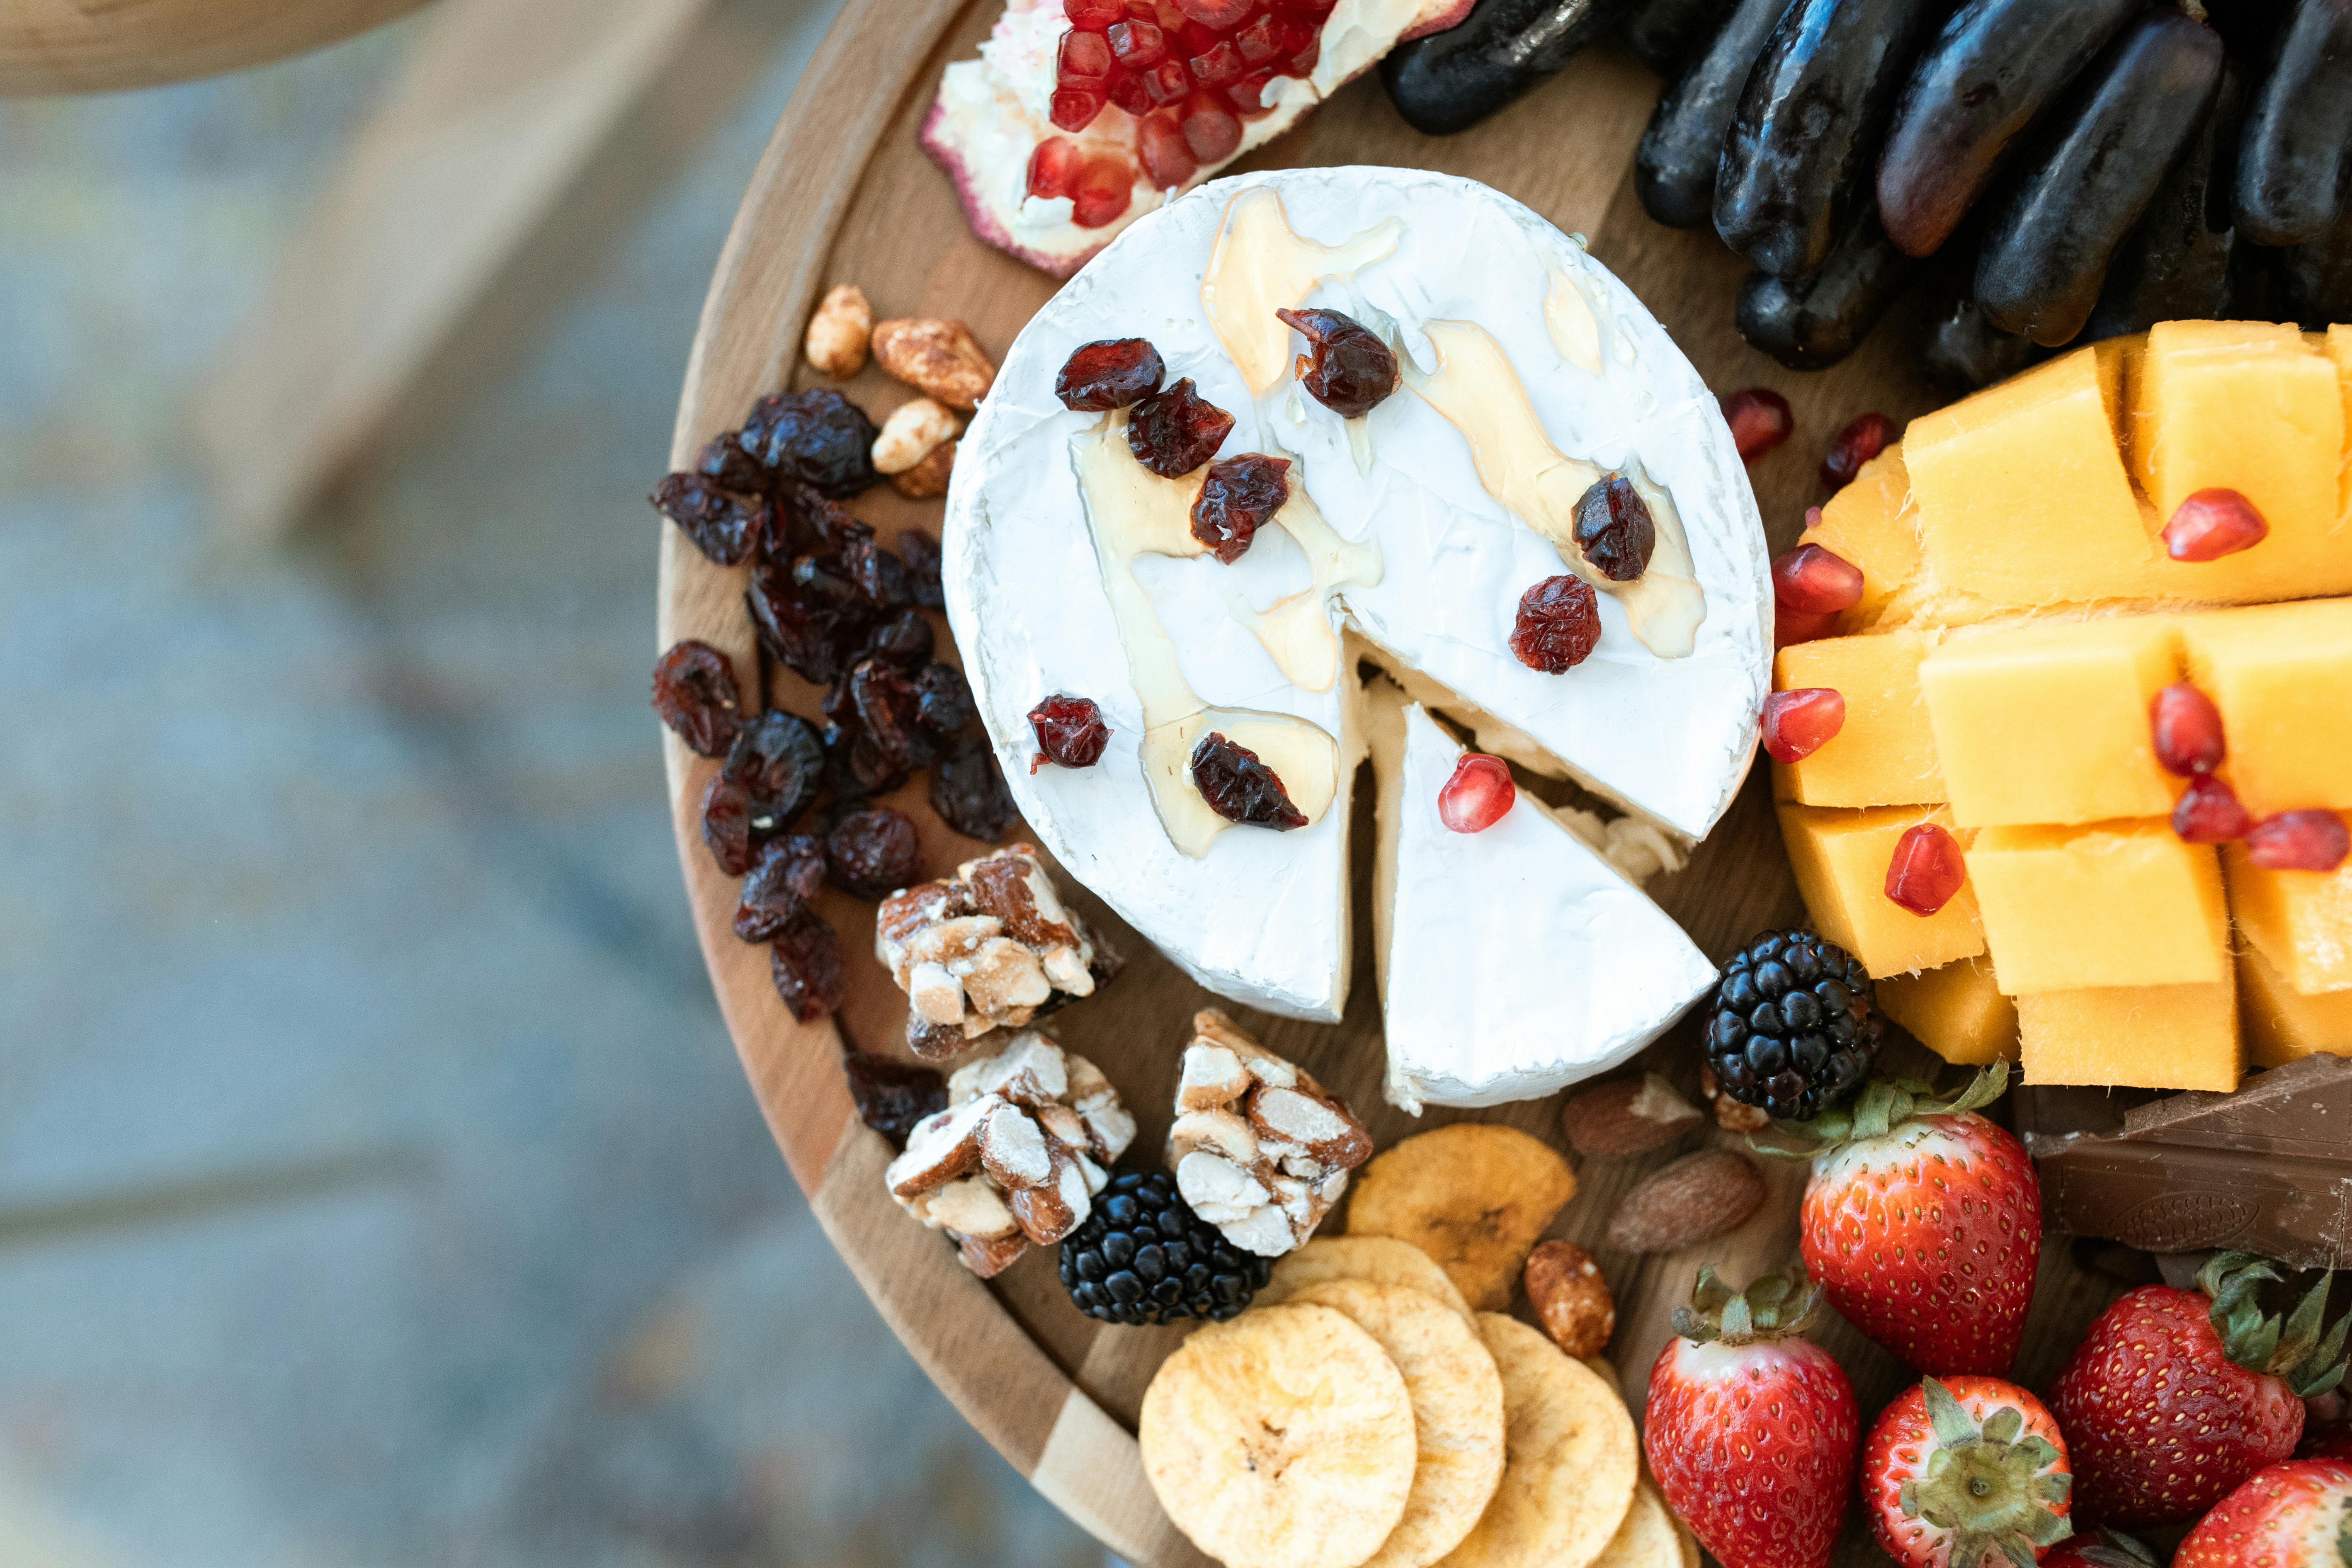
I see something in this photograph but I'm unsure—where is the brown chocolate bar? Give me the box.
[2014,1053,2352,1269]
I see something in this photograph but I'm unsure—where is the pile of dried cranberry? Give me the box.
[650,387,1019,1024]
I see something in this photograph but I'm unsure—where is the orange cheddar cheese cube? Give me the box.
[1920,615,2181,828]
[1799,447,1919,631]
[2180,598,2352,816]
[1776,802,1984,979]
[1966,820,2228,994]
[2226,839,2352,997]
[1879,955,2018,1067]
[1772,631,1943,808]
[2019,975,2241,1092]
[2240,940,2352,1067]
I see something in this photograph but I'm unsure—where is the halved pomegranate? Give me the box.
[921,0,1475,276]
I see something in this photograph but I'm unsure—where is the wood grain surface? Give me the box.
[662,6,2132,1562]
[0,0,432,94]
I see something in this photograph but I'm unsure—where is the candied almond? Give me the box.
[1524,1240,1616,1357]
[804,284,872,379]
[871,318,996,410]
[871,397,959,475]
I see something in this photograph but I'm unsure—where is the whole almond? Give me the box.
[891,438,956,499]
[1605,1149,1765,1254]
[872,317,995,410]
[1523,1239,1615,1357]
[1559,1072,1703,1158]
[804,283,871,378]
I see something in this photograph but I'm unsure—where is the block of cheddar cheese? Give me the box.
[2019,975,2241,1092]
[1777,802,1983,979]
[2226,840,2352,997]
[2239,940,2352,1068]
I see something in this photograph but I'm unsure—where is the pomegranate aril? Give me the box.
[2150,682,2226,777]
[1760,688,1845,764]
[1137,112,1198,188]
[1027,136,1081,199]
[1230,70,1277,116]
[1058,28,1114,83]
[1070,156,1134,229]
[1775,605,1838,648]
[1438,754,1515,833]
[1820,411,1896,492]
[2245,810,2350,871]
[1066,0,1124,25]
[1176,0,1251,24]
[1286,27,1319,75]
[1108,74,1152,114]
[1141,56,1192,105]
[1107,17,1165,67]
[1772,542,1865,614]
[1180,92,1241,162]
[1235,12,1281,62]
[2172,774,2254,844]
[1188,39,1243,86]
[2164,488,2270,562]
[1884,823,1966,917]
[1051,87,1106,131]
[1719,387,1793,462]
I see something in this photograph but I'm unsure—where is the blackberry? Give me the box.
[1058,1170,1269,1326]
[1703,929,1884,1121]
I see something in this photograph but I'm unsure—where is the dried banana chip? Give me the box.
[1259,1235,1476,1328]
[1345,1124,1576,1310]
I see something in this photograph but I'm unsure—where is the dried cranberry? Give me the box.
[740,389,878,498]
[789,553,864,612]
[748,561,864,685]
[1719,387,1793,462]
[2151,682,2226,777]
[898,529,945,609]
[1820,412,1896,492]
[842,534,913,612]
[1760,688,1845,764]
[651,640,741,757]
[723,710,826,838]
[1190,453,1290,562]
[651,473,767,566]
[2163,488,2270,562]
[1509,575,1602,672]
[1029,694,1112,771]
[1772,541,1864,614]
[1571,475,1656,582]
[1056,338,1167,410]
[701,775,755,876]
[915,663,978,736]
[1190,731,1307,829]
[2172,774,2254,844]
[1275,308,1398,419]
[770,911,847,1022]
[778,484,871,558]
[2245,810,2350,871]
[932,730,1019,842]
[842,1051,947,1151]
[695,432,767,494]
[1437,754,1514,833]
[734,833,826,941]
[1126,377,1234,477]
[848,658,935,772]
[1884,823,1966,916]
[823,720,908,800]
[857,608,934,668]
[825,805,925,898]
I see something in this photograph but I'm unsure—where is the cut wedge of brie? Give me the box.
[942,167,1768,1104]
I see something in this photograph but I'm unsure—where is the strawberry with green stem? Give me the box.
[2174,1456,2352,1567]
[1645,1265,1858,1568]
[1761,1063,2040,1376]
[1862,1375,2072,1568]
[2049,1251,2350,1526]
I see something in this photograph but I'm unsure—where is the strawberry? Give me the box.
[1645,1266,1859,1568]
[2174,1457,2352,1567]
[1765,1063,2040,1376]
[1862,1375,2072,1568]
[2048,1252,2349,1527]
[2040,1529,2159,1568]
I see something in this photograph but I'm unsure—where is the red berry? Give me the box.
[2245,810,2350,871]
[1026,136,1081,199]
[2172,774,2254,844]
[1049,85,1105,132]
[1058,27,1113,82]
[1760,687,1845,763]
[1719,386,1793,461]
[1178,91,1241,162]
[1775,605,1839,648]
[1438,754,1515,833]
[2163,488,2270,562]
[1175,0,1250,23]
[1065,0,1123,25]
[1772,542,1865,614]
[1136,111,1198,187]
[1820,411,1896,492]
[1509,575,1602,672]
[1068,156,1133,228]
[2150,682,2226,776]
[1107,17,1165,66]
[1884,823,1966,916]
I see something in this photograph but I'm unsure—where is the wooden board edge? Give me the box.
[1033,1388,1214,1568]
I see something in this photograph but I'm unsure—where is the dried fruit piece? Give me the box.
[1762,687,1847,763]
[1509,575,1602,672]
[1720,386,1794,461]
[741,389,879,498]
[1437,753,1514,833]
[2244,810,2350,871]
[932,729,1019,842]
[2151,682,2226,777]
[650,472,768,566]
[2163,488,2270,561]
[1056,337,1167,410]
[898,529,944,608]
[855,608,934,670]
[804,283,872,379]
[1773,541,1866,614]
[1345,1122,1575,1310]
[651,640,741,757]
[848,658,935,772]
[1029,693,1112,771]
[700,775,755,876]
[822,719,906,801]
[870,318,996,410]
[1820,411,1897,492]
[734,832,826,941]
[1884,822,1967,916]
[1275,307,1398,419]
[1189,452,1290,562]
[2172,774,2254,844]
[914,662,977,738]
[770,910,847,1022]
[1126,377,1234,477]
[825,805,925,898]
[721,709,826,838]
[694,432,766,494]
[1523,1240,1615,1358]
[842,1050,946,1151]
[1190,731,1307,829]
[1571,475,1657,582]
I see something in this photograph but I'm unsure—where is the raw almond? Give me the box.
[1559,1073,1702,1158]
[1604,1150,1764,1254]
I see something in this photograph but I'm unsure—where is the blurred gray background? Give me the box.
[0,2,1098,1563]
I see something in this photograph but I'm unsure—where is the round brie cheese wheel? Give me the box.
[944,167,1767,1100]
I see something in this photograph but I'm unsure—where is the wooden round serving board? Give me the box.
[660,7,2133,1562]
[0,0,434,94]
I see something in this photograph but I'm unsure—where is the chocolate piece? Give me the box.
[2017,1054,2352,1269]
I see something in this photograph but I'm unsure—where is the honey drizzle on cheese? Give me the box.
[1542,255,1606,377]
[1404,319,1708,658]
[1202,185,1403,396]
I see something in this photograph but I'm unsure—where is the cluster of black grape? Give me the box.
[1383,0,2352,384]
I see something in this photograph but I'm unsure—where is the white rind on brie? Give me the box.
[943,167,1767,1034]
